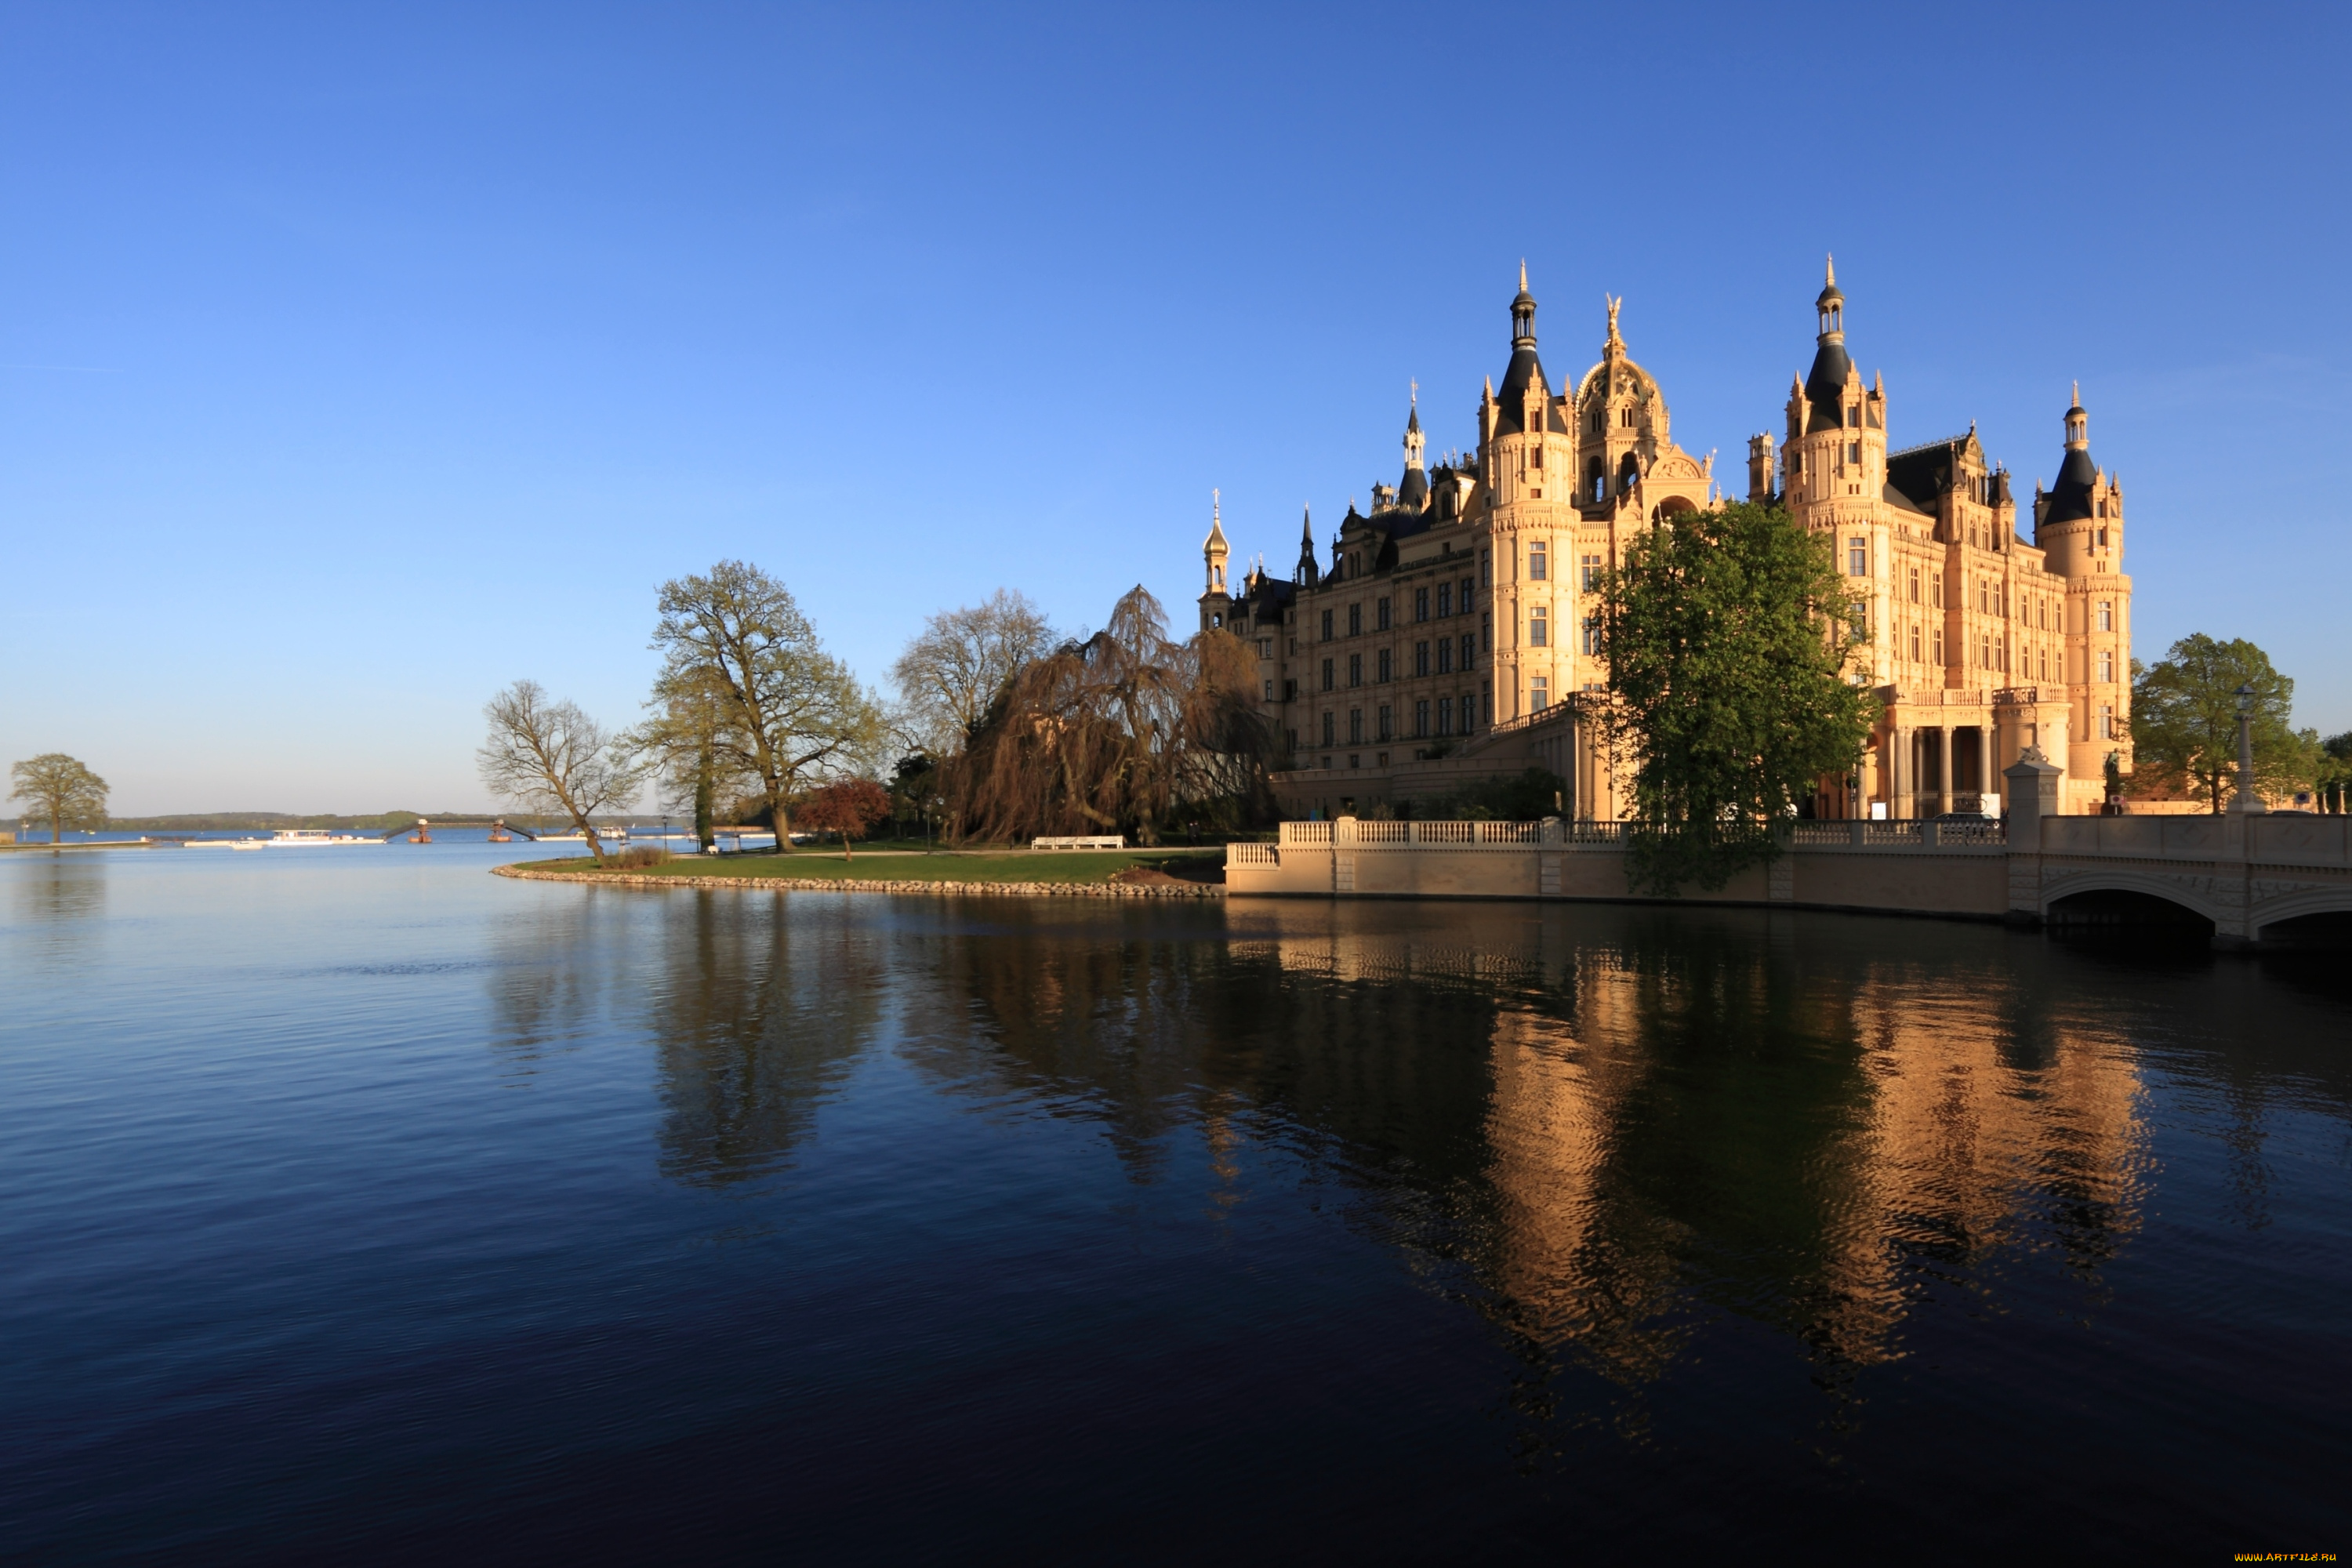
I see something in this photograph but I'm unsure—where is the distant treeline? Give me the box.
[99,811,569,831]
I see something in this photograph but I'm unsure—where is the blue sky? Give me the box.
[5,1,2347,815]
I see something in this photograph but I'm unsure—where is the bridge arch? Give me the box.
[2043,871,2223,936]
[2251,883,2352,942]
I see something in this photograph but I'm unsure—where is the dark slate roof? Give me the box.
[1886,436,1971,511]
[1397,463,1428,510]
[1882,481,1932,517]
[1803,338,1852,433]
[2044,445,2099,524]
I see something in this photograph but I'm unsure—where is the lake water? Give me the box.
[4,844,2347,1561]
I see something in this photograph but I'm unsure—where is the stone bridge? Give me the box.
[1226,757,2352,950]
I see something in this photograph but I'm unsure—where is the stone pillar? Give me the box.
[1936,726,1953,816]
[2002,750,2063,927]
[1894,725,1911,818]
[1980,725,1997,815]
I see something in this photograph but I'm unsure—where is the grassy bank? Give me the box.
[521,847,1225,886]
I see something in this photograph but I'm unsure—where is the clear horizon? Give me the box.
[6,1,2347,816]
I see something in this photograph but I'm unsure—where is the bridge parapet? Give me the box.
[1232,801,2352,949]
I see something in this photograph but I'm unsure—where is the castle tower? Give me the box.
[1748,432,1777,503]
[1198,490,1232,632]
[1294,504,1319,588]
[2034,387,2133,790]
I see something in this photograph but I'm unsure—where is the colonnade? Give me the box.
[1885,724,1995,818]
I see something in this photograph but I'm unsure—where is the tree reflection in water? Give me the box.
[641,891,887,1186]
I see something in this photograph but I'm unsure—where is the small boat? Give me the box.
[267,829,379,847]
[230,840,265,852]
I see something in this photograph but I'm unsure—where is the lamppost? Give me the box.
[2230,683,2267,815]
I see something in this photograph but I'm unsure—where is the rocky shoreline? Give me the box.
[492,864,1224,898]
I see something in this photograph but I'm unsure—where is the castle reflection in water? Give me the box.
[488,891,2172,1396]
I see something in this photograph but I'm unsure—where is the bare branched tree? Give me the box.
[9,753,111,844]
[889,589,1058,757]
[477,681,645,867]
[947,586,1274,844]
[650,561,884,848]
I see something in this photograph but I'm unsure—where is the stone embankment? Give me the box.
[492,864,1223,899]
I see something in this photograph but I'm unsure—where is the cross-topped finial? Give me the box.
[1825,252,1836,287]
[1212,485,1220,521]
[1410,377,1417,407]
[1519,259,1528,292]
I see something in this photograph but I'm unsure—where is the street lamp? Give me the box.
[2230,683,2267,815]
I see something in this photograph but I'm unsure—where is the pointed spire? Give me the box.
[1825,252,1835,288]
[1519,258,1527,293]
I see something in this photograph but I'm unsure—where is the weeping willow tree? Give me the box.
[948,586,1276,844]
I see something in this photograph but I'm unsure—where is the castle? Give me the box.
[1198,263,2134,820]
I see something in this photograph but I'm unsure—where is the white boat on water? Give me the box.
[266,830,379,847]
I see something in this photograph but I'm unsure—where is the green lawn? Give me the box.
[521,846,1225,885]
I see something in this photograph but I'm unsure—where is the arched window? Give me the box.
[1585,456,1605,503]
[1617,452,1639,492]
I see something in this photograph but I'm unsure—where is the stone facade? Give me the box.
[1198,262,2134,819]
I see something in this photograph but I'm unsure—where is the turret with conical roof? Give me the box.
[1294,504,1319,587]
[1802,254,1855,434]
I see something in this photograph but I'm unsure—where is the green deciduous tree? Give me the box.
[477,681,646,867]
[9,753,111,843]
[649,561,885,850]
[2127,635,2315,811]
[1598,500,1876,894]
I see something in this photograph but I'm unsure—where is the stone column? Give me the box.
[2002,750,2064,928]
[1980,725,1997,815]
[1936,726,1953,816]
[1894,725,1911,818]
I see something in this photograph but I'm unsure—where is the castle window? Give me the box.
[2098,601,2114,632]
[1848,538,1868,576]
[1414,587,1430,622]
[1414,699,1429,738]
[1460,575,1475,613]
[1377,648,1392,683]
[1348,653,1363,688]
[1530,676,1549,711]
[1320,658,1334,691]
[1348,603,1362,637]
[1414,641,1430,677]
[1377,705,1392,741]
[1437,583,1454,618]
[1529,543,1548,580]
[1848,442,1861,465]
[1582,615,1599,655]
[2040,648,2049,681]
[1482,612,1491,652]
[2097,527,2109,551]
[1847,405,1860,428]
[1348,709,1363,744]
[1258,637,1272,659]
[1322,712,1335,746]
[1530,606,1549,648]
[1263,680,1273,700]
[2100,703,2114,739]
[1320,608,1334,641]
[1439,696,1457,735]
[1933,571,1944,607]
[1377,597,1391,631]
[1907,566,1919,603]
[1461,633,1475,670]
[1910,625,1921,662]
[2099,650,2114,683]
[1531,446,1543,470]
[1586,457,1606,503]
[1933,626,1945,663]
[1436,639,1453,675]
